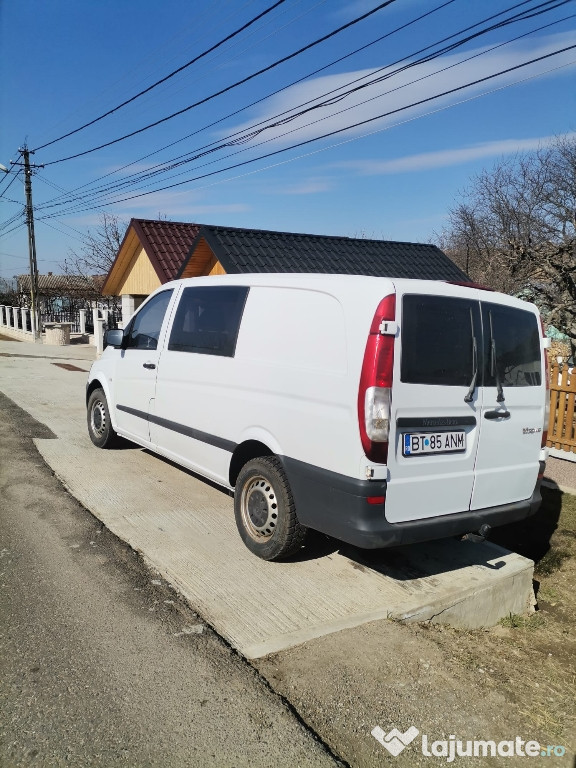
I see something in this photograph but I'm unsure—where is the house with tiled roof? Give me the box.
[102,219,202,321]
[104,218,467,324]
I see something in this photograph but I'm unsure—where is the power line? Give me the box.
[32,0,288,152]
[34,0,258,141]
[36,0,458,208]
[36,2,572,213]
[37,44,576,219]
[41,0,399,165]
[0,167,22,199]
[38,218,92,245]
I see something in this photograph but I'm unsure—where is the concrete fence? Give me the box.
[0,304,118,350]
[0,304,35,341]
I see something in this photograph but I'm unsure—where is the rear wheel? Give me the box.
[87,388,118,449]
[234,456,307,561]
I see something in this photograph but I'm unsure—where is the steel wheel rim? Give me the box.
[90,399,107,437]
[240,474,279,541]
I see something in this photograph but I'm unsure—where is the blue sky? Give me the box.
[1,0,575,279]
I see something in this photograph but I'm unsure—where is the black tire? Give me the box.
[87,388,118,449]
[234,456,307,561]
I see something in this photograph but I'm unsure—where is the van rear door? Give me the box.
[470,300,543,510]
[384,285,482,524]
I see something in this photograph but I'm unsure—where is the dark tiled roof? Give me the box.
[133,219,200,281]
[181,225,467,281]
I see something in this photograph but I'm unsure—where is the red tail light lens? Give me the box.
[358,295,396,464]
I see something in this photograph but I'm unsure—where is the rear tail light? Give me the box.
[358,295,396,464]
[539,317,550,448]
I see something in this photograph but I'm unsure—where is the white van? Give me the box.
[86,274,549,560]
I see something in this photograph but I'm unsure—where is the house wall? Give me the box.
[117,244,162,295]
[208,259,226,276]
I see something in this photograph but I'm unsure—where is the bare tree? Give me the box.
[438,136,576,357]
[61,212,126,281]
[0,277,18,306]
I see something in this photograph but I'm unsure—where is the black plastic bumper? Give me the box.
[280,456,544,549]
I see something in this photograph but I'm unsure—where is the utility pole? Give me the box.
[15,146,43,340]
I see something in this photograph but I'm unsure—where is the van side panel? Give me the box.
[149,284,370,485]
[233,287,355,476]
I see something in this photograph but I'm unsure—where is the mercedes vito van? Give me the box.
[86,274,549,560]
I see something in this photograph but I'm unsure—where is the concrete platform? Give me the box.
[0,341,536,658]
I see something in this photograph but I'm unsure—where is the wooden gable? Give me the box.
[179,237,226,278]
[102,225,163,296]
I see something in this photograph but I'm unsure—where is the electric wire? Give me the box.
[37,0,567,210]
[40,0,400,165]
[36,0,458,207]
[0,168,22,200]
[32,0,289,152]
[36,4,572,213]
[36,0,259,140]
[36,44,576,219]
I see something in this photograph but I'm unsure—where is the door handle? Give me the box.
[143,362,156,370]
[484,409,510,420]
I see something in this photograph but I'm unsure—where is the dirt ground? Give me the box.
[255,486,576,767]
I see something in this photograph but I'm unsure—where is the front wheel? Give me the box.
[87,388,118,449]
[234,456,307,561]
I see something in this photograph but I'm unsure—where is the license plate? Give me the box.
[402,431,466,457]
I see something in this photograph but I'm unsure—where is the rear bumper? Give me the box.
[280,456,544,549]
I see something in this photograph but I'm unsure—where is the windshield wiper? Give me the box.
[489,311,505,402]
[464,317,477,403]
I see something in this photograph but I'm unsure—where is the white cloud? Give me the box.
[336,132,576,175]
[276,179,333,195]
[224,31,576,149]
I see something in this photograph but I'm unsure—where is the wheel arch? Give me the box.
[229,440,274,487]
[86,378,117,431]
[86,377,104,405]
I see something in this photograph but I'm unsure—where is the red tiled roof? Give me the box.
[133,219,200,281]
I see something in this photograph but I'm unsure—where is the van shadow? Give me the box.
[489,483,562,566]
[288,485,563,581]
[288,533,513,581]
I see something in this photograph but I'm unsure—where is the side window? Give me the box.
[401,295,479,386]
[482,303,541,387]
[124,290,173,350]
[168,286,249,357]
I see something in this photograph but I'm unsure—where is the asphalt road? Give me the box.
[0,392,340,768]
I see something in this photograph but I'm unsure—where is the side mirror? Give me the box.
[104,328,124,349]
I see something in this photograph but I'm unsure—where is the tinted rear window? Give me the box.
[401,295,478,386]
[482,303,541,387]
[168,286,249,357]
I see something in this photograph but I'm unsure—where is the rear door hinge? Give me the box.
[379,320,398,336]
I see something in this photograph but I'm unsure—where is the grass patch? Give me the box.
[498,612,547,630]
[535,547,572,575]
